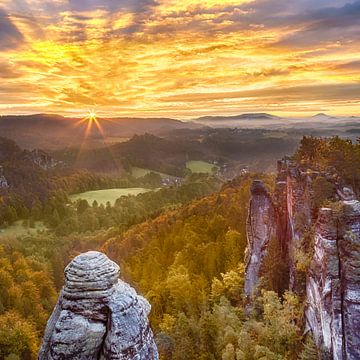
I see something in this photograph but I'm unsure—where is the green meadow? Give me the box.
[186,160,218,174]
[70,188,152,206]
[131,166,172,179]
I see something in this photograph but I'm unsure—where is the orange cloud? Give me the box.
[0,0,359,117]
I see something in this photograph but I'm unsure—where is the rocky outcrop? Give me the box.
[28,149,62,170]
[244,158,360,359]
[39,251,159,360]
[306,201,360,360]
[0,165,9,188]
[244,180,277,308]
[277,159,312,292]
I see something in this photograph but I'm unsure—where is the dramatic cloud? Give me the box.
[0,8,23,49]
[0,0,359,117]
[274,1,360,48]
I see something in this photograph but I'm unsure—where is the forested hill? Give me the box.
[100,136,360,359]
[2,136,359,359]
[100,174,300,359]
[0,114,202,150]
[0,137,57,220]
[0,136,166,227]
[0,137,96,225]
[57,129,300,176]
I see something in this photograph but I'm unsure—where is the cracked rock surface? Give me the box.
[244,158,360,359]
[39,251,159,360]
[244,180,277,307]
[306,201,360,360]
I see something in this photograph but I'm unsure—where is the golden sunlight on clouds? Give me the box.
[0,0,359,117]
[157,0,252,14]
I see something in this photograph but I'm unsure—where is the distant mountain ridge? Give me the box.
[311,113,338,120]
[0,114,202,149]
[196,113,281,121]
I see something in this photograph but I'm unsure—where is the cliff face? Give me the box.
[39,251,159,360]
[276,159,313,293]
[244,180,277,306]
[244,159,360,359]
[306,201,360,360]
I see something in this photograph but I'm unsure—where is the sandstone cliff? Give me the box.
[306,201,360,360]
[244,180,277,308]
[244,158,360,359]
[39,251,159,360]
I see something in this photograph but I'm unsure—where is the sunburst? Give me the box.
[75,110,104,138]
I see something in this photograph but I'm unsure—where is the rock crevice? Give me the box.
[244,180,277,307]
[244,159,360,359]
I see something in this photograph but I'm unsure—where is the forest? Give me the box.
[0,136,359,359]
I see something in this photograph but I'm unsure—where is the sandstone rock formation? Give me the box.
[244,158,360,359]
[244,180,277,307]
[306,201,360,360]
[28,149,62,170]
[0,165,9,188]
[39,251,159,360]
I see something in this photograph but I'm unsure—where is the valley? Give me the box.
[0,114,359,360]
[1,0,359,357]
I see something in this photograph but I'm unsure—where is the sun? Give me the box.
[74,109,104,138]
[88,110,97,121]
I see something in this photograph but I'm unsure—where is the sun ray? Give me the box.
[72,110,105,166]
[73,110,104,138]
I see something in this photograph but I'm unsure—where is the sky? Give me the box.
[0,0,359,118]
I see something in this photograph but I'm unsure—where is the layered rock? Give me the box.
[39,251,159,360]
[306,201,360,360]
[244,180,277,307]
[244,158,360,359]
[279,159,312,291]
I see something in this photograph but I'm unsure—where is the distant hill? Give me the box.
[311,113,338,120]
[0,114,202,150]
[57,129,299,176]
[57,133,207,177]
[196,113,281,122]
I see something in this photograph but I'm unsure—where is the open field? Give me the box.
[70,188,152,205]
[131,167,174,179]
[103,137,131,145]
[0,221,47,238]
[186,160,218,174]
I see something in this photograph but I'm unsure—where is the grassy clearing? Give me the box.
[70,188,151,206]
[186,160,218,174]
[0,221,47,238]
[131,167,174,179]
[103,137,131,145]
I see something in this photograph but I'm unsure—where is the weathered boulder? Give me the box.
[39,251,159,360]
